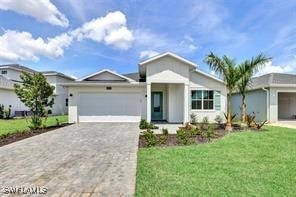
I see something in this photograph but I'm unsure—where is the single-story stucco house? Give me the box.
[3,52,294,124]
[63,52,227,123]
[232,73,296,123]
[0,64,75,116]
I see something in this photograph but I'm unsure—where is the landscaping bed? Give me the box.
[139,129,229,148]
[139,121,264,148]
[0,115,69,147]
[0,123,71,147]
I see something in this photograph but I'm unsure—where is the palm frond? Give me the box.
[204,52,227,79]
[237,54,271,93]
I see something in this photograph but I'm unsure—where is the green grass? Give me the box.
[0,115,68,136]
[136,126,296,196]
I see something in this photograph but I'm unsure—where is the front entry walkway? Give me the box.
[0,123,139,196]
[269,121,296,129]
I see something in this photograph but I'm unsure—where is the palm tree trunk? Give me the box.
[241,94,247,126]
[241,94,246,122]
[225,91,233,131]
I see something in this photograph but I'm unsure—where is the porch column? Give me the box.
[183,83,189,123]
[147,83,151,122]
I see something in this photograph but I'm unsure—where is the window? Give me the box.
[191,90,202,110]
[1,70,7,75]
[191,90,214,110]
[65,98,68,107]
[203,90,214,110]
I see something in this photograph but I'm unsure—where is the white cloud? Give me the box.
[139,50,159,59]
[0,0,69,27]
[179,35,199,52]
[256,61,295,76]
[0,30,72,61]
[73,11,133,50]
[0,11,134,62]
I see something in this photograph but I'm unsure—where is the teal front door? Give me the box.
[151,92,163,120]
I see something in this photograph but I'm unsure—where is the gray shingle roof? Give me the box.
[251,73,296,88]
[41,71,76,80]
[0,64,37,73]
[123,72,140,82]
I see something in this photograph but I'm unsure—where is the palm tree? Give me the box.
[204,52,240,131]
[238,54,271,126]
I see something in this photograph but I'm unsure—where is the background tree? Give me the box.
[238,54,271,126]
[204,52,240,131]
[14,72,55,129]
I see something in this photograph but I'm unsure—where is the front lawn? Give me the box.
[136,126,296,196]
[0,115,68,136]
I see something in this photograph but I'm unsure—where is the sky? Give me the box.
[0,0,296,78]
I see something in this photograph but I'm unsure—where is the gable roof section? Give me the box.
[78,69,135,82]
[139,52,197,67]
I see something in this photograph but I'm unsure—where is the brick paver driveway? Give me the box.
[0,123,139,196]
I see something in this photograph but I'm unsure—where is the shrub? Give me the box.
[142,129,157,147]
[190,113,197,124]
[159,128,169,144]
[176,129,187,145]
[206,126,216,141]
[255,120,267,130]
[139,119,148,129]
[201,116,209,130]
[201,125,216,142]
[0,104,4,119]
[3,105,12,119]
[246,112,256,128]
[176,127,194,145]
[139,119,158,129]
[180,123,198,136]
[214,115,223,124]
[0,105,12,119]
[223,113,236,122]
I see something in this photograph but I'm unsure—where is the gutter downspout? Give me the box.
[262,87,270,122]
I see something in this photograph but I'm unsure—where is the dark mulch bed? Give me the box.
[139,123,263,148]
[0,123,71,147]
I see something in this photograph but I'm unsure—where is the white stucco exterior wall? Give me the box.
[0,89,28,114]
[0,69,23,81]
[145,56,190,84]
[189,71,227,122]
[167,84,184,122]
[45,75,74,115]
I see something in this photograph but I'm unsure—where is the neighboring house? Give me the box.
[232,73,296,122]
[64,52,227,123]
[0,64,75,116]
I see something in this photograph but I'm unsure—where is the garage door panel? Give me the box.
[78,93,141,122]
[79,116,140,122]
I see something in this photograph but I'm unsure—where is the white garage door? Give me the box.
[78,92,141,122]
